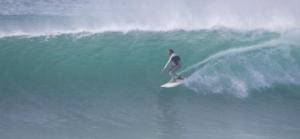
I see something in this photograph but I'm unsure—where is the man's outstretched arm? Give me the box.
[161,57,172,73]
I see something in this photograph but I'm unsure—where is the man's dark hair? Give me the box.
[169,49,174,54]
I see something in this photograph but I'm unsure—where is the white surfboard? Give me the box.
[161,79,184,88]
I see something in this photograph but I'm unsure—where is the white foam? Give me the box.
[0,0,300,37]
[182,32,300,98]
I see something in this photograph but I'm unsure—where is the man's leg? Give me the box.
[169,70,177,82]
[169,65,180,82]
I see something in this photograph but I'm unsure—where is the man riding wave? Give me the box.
[161,49,183,82]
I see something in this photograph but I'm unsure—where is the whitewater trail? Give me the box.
[181,34,300,97]
[179,39,279,74]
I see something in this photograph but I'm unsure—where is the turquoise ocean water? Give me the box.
[1,0,300,139]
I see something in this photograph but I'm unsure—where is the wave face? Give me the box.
[1,0,300,36]
[1,0,300,138]
[1,29,300,139]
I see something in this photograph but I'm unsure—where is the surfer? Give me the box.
[161,49,183,82]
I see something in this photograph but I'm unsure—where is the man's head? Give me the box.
[168,49,174,55]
